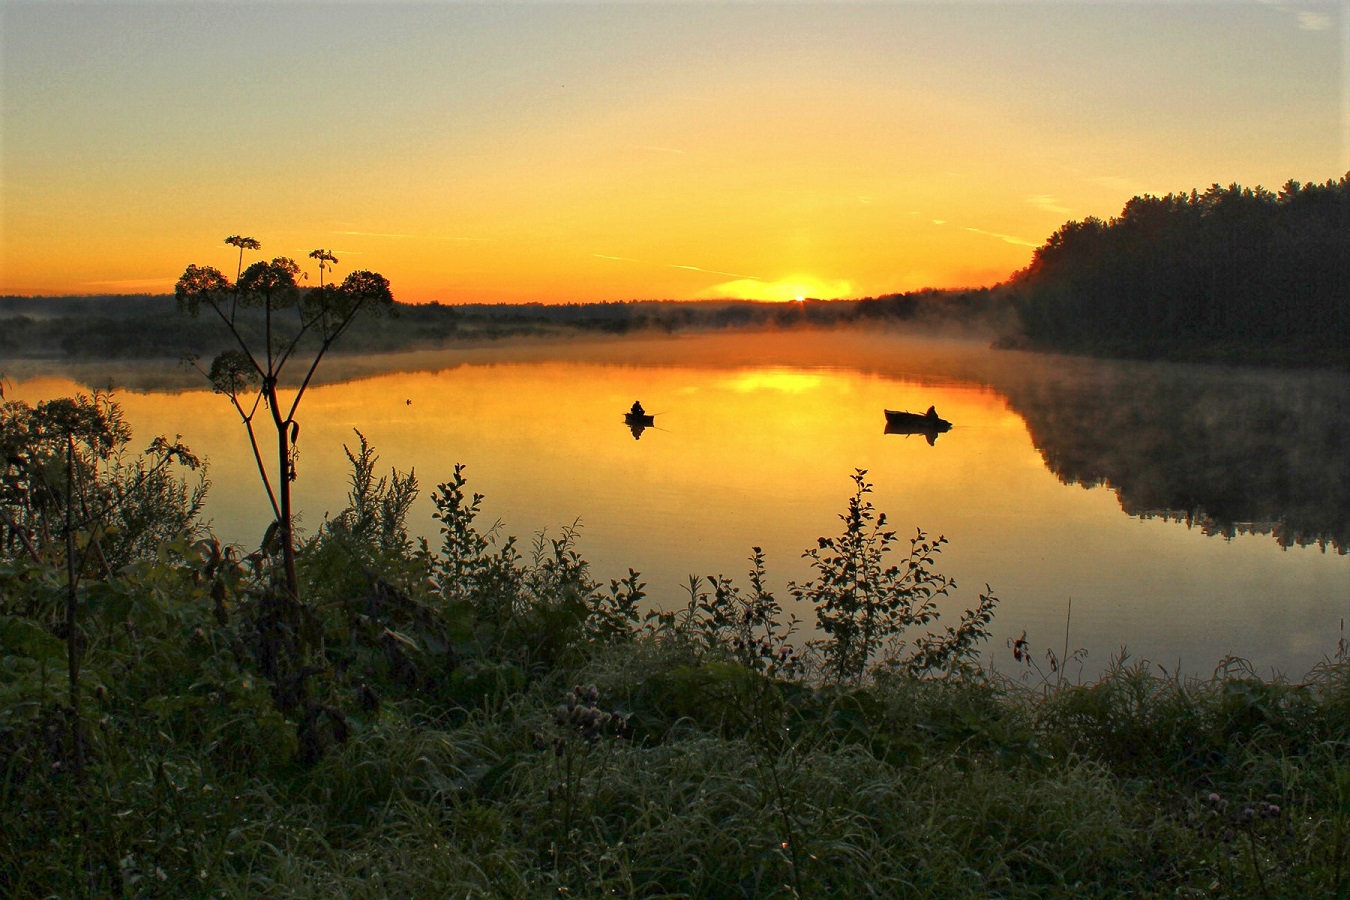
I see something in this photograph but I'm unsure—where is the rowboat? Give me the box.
[624,411,655,428]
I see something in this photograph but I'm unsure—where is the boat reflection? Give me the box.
[624,411,655,440]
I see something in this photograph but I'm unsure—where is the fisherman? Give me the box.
[630,400,645,416]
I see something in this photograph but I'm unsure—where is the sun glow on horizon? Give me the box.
[698,276,856,303]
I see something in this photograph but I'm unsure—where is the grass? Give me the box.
[5,645,1347,897]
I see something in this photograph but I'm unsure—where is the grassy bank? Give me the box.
[5,639,1347,897]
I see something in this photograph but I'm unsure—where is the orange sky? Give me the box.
[2,2,1344,304]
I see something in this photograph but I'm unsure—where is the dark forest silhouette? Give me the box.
[1009,175,1350,366]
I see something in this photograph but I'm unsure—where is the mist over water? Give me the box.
[10,329,1347,678]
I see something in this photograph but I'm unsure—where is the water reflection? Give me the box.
[6,331,1347,676]
[992,359,1349,553]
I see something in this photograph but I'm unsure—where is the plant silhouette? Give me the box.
[175,238,394,598]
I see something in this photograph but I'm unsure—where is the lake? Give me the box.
[8,329,1348,679]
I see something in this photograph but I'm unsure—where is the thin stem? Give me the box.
[192,355,280,523]
[265,290,275,375]
[285,296,367,422]
[63,434,85,774]
[1059,597,1072,690]
[201,296,266,380]
[0,508,41,563]
[266,380,298,597]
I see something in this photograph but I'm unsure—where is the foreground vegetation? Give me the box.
[3,394,1348,897]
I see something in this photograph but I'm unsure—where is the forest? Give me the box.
[1008,175,1350,366]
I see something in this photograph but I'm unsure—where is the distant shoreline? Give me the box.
[4,286,1345,376]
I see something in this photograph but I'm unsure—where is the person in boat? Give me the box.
[630,400,645,417]
[925,405,938,419]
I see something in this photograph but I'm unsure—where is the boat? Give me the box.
[884,406,952,445]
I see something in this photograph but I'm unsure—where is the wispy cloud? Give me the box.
[931,218,947,225]
[334,230,491,241]
[964,226,1039,248]
[1256,1,1335,32]
[638,145,685,154]
[83,277,174,289]
[671,263,762,280]
[1087,174,1148,197]
[1028,194,1072,215]
[1297,10,1333,31]
[592,253,762,282]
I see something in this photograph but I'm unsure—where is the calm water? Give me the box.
[9,330,1348,678]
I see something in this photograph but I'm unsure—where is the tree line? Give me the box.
[0,290,1006,361]
[1008,175,1350,366]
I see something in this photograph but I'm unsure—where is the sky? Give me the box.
[1,1,1345,305]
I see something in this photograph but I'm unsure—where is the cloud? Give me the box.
[83,277,174,289]
[591,254,759,280]
[931,219,947,225]
[963,226,1039,248]
[334,230,491,241]
[1297,10,1332,30]
[638,145,686,154]
[671,263,763,280]
[1086,174,1148,196]
[1028,194,1072,215]
[1256,1,1335,32]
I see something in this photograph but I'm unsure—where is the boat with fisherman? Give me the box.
[884,406,952,444]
